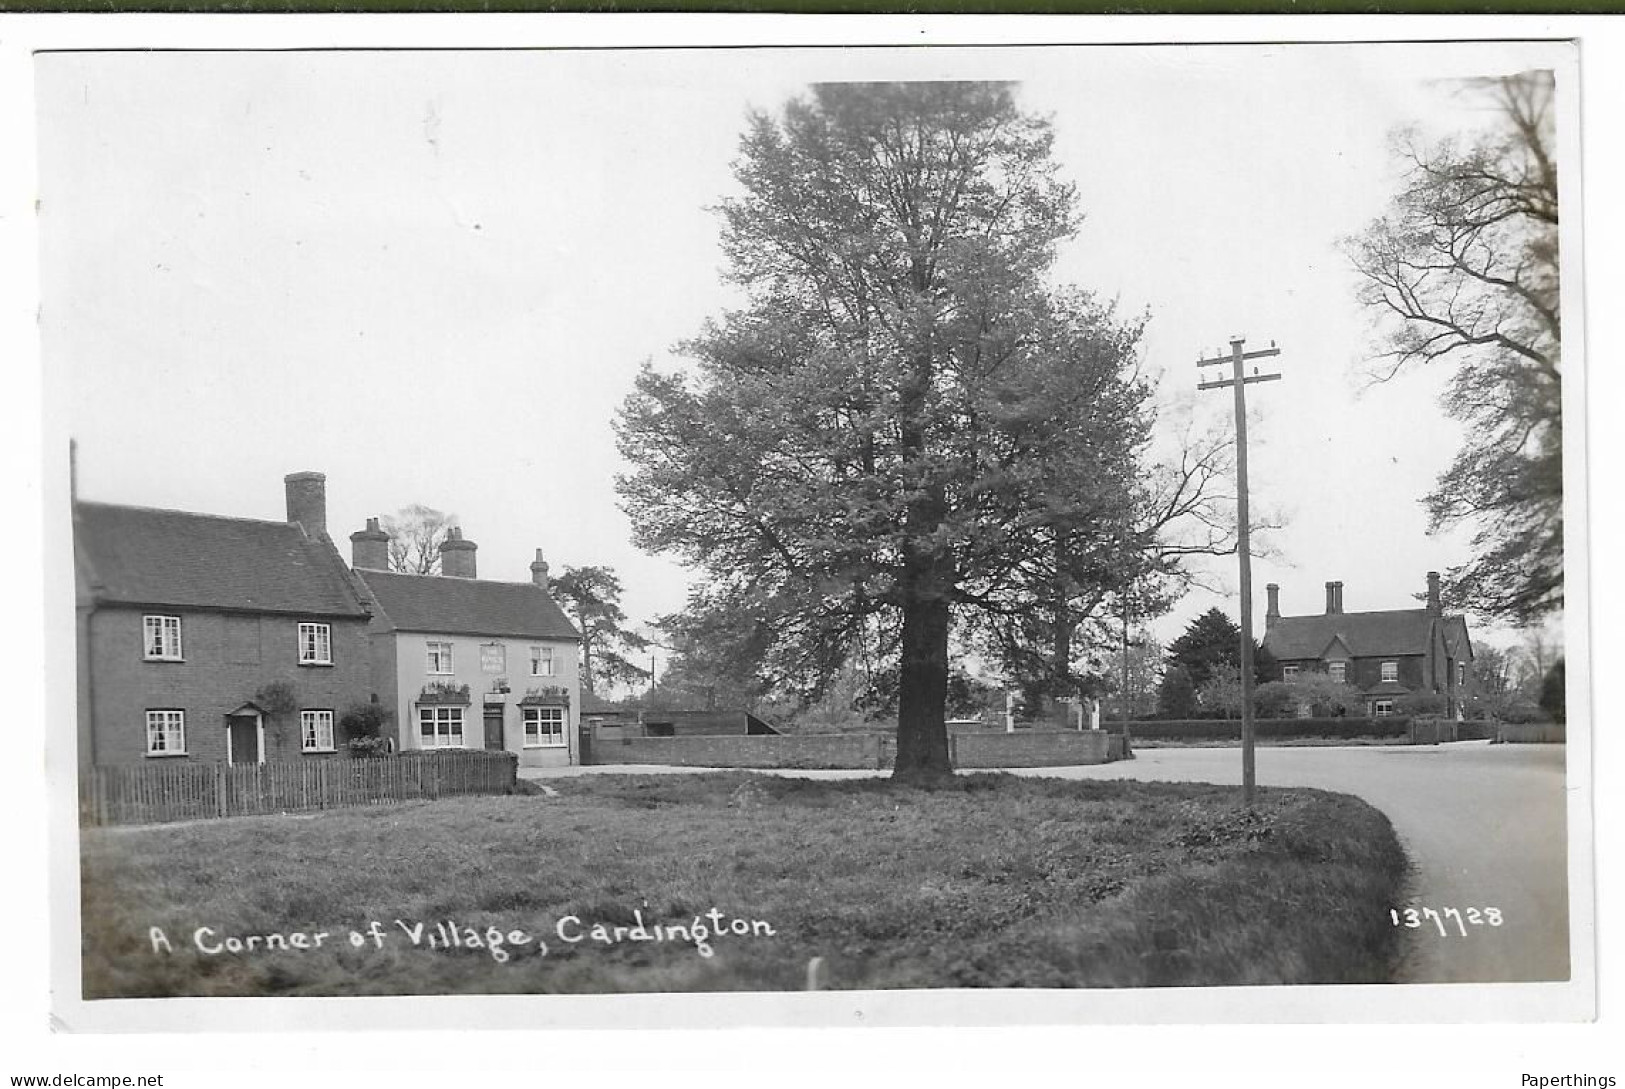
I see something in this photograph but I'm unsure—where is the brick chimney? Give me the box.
[350,517,391,571]
[1324,581,1341,615]
[439,526,477,579]
[530,548,551,589]
[285,472,327,539]
[1426,570,1442,615]
[1266,583,1280,630]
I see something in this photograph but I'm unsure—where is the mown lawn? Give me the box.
[81,773,1407,997]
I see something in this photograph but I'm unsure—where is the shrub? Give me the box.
[347,736,394,758]
[1281,675,1366,717]
[1126,717,1410,742]
[1395,690,1449,718]
[1539,659,1566,724]
[1496,701,1550,725]
[1252,681,1296,719]
[253,681,297,715]
[339,701,393,756]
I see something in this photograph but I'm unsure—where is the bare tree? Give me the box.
[380,504,458,575]
[1344,71,1561,625]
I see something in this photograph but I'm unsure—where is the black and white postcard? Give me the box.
[13,17,1601,1052]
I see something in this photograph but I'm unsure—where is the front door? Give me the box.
[227,715,260,765]
[483,707,506,751]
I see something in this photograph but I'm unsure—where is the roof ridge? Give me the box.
[1277,607,1430,621]
[76,500,370,617]
[357,569,550,590]
[75,499,297,529]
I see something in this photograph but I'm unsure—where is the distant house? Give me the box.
[1261,572,1475,719]
[349,526,583,768]
[74,472,375,769]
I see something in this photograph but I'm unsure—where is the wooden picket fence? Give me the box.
[80,751,518,827]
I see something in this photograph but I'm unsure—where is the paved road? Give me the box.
[1005,742,1571,984]
[525,741,1571,983]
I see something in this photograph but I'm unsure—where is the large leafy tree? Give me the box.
[1344,71,1561,625]
[616,83,1196,784]
[549,566,651,697]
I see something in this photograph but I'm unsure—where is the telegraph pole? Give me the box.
[1198,336,1283,807]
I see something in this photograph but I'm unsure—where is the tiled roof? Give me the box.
[1264,608,1438,660]
[1442,615,1474,661]
[356,569,580,641]
[74,501,369,618]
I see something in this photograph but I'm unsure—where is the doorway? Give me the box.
[226,713,262,765]
[483,707,506,751]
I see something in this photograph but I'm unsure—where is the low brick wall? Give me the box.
[586,728,1120,769]
[1407,718,1460,745]
[1497,722,1565,744]
[588,733,884,769]
[953,730,1113,768]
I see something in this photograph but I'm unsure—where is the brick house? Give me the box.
[74,473,375,769]
[349,526,583,768]
[1261,572,1475,719]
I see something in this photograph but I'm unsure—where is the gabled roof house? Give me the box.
[1261,572,1475,718]
[74,473,375,768]
[349,524,583,768]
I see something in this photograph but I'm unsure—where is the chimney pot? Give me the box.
[350,516,391,570]
[284,472,327,539]
[438,526,477,578]
[530,548,551,589]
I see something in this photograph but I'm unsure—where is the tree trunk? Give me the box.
[892,588,954,785]
[580,623,596,698]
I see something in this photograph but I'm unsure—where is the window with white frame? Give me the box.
[1373,699,1395,718]
[298,622,332,665]
[419,706,464,748]
[1458,662,1466,687]
[1328,661,1347,684]
[1282,664,1300,679]
[301,710,335,752]
[145,709,186,755]
[530,645,556,677]
[143,615,183,660]
[427,641,454,674]
[523,706,566,748]
[1380,660,1399,684]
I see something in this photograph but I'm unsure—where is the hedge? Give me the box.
[1123,717,1412,741]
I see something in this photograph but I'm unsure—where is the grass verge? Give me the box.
[81,772,1407,996]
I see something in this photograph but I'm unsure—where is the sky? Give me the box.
[37,40,1573,678]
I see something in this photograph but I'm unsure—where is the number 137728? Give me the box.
[1391,906,1503,936]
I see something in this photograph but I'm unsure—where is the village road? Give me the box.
[1010,741,1572,984]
